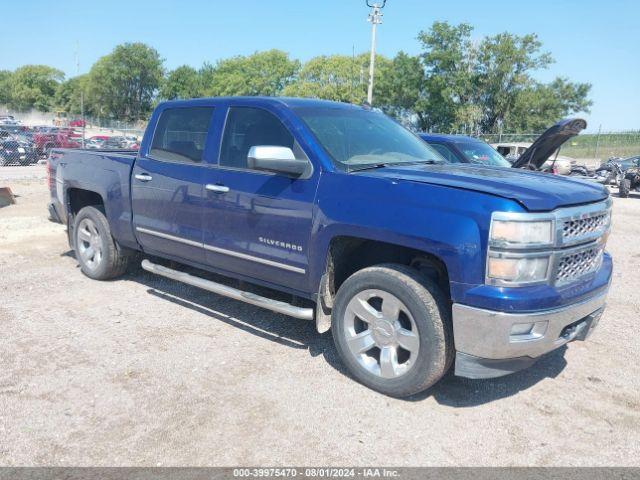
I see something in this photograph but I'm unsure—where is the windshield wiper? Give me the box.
[349,159,444,172]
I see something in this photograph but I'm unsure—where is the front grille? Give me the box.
[555,245,604,285]
[562,212,609,242]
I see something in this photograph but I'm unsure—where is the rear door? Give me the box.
[131,106,215,264]
[201,104,318,292]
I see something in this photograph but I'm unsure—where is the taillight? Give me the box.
[47,161,53,189]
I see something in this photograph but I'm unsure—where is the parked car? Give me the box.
[0,124,29,135]
[86,138,107,149]
[493,142,575,174]
[493,119,587,175]
[0,140,31,166]
[419,134,511,167]
[104,136,127,149]
[47,98,612,397]
[57,127,82,138]
[69,119,86,128]
[0,117,21,126]
[33,132,81,156]
[13,134,39,164]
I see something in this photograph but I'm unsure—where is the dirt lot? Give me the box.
[0,165,639,466]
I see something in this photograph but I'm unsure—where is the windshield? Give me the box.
[455,140,511,167]
[294,107,445,170]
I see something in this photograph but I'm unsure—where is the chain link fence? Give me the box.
[1,108,146,164]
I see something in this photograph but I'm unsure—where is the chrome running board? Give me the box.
[141,259,314,321]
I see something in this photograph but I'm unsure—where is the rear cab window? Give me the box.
[150,107,214,163]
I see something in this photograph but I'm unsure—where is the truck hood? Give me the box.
[358,163,608,211]
[512,118,587,170]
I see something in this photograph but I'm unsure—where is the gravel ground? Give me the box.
[0,165,639,466]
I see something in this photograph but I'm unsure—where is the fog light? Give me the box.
[509,321,548,342]
[510,323,534,335]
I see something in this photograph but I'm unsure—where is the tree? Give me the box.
[376,52,424,124]
[55,75,90,115]
[283,53,390,104]
[415,21,591,134]
[159,65,203,100]
[0,70,12,105]
[415,22,475,132]
[475,32,553,132]
[505,78,592,132]
[86,43,164,121]
[202,50,299,97]
[7,65,63,111]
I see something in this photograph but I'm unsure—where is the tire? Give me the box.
[331,263,453,397]
[73,206,132,280]
[619,179,631,198]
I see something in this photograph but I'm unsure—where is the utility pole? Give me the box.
[366,0,386,105]
[75,41,86,148]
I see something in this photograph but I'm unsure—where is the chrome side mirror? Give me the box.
[247,146,309,177]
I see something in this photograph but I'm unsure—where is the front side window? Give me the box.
[150,107,214,163]
[294,107,444,171]
[220,107,305,170]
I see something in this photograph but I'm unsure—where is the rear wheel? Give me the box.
[331,264,453,397]
[73,206,132,280]
[619,179,631,198]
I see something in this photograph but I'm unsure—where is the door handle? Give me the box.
[135,173,153,182]
[206,184,230,193]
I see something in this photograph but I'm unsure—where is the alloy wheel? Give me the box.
[343,289,420,379]
[76,218,104,270]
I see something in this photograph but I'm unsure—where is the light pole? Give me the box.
[366,0,386,105]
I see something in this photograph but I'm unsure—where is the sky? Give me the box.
[1,0,638,131]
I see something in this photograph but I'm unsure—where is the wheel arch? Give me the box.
[313,234,452,333]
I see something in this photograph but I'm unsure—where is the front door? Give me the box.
[201,105,318,292]
[132,106,215,264]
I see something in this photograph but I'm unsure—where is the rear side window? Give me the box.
[150,107,214,163]
[219,107,301,169]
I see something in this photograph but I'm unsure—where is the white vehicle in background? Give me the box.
[0,116,21,126]
[491,142,575,175]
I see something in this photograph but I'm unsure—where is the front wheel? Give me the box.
[331,264,453,397]
[73,206,132,280]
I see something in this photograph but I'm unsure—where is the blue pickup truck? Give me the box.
[48,97,612,397]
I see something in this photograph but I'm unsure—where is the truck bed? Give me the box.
[48,148,139,250]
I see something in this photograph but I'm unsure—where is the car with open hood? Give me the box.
[492,118,587,175]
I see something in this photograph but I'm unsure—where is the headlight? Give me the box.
[487,255,550,284]
[490,218,553,247]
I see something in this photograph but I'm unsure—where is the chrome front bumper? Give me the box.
[452,291,607,379]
